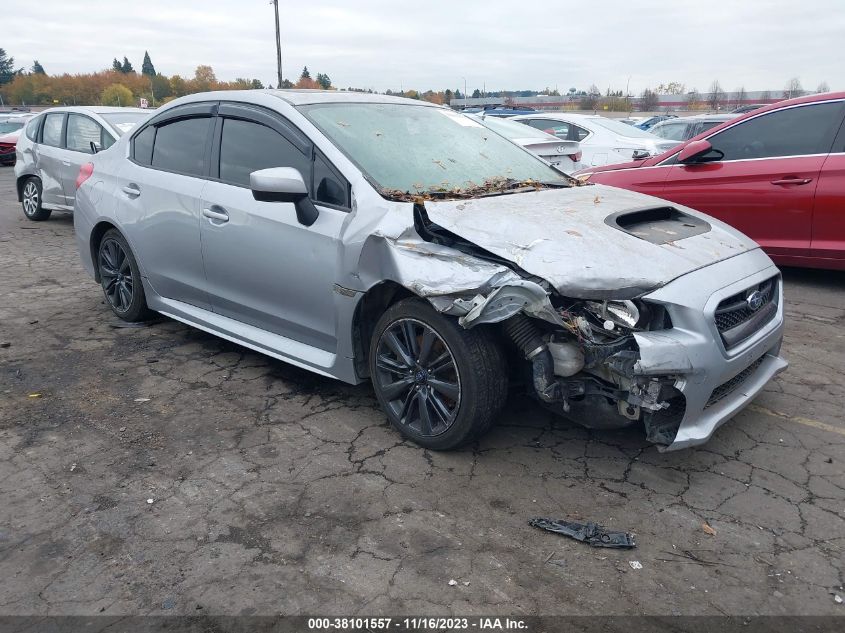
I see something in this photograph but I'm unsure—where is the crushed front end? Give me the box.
[436,248,787,451]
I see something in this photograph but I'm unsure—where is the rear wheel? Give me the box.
[21,178,51,221]
[97,229,153,322]
[369,298,508,450]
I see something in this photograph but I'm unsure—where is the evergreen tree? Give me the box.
[0,49,22,85]
[316,73,331,89]
[112,58,123,72]
[31,60,46,75]
[300,66,310,80]
[141,51,156,77]
[121,56,134,74]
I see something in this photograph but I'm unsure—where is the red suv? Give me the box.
[577,93,845,270]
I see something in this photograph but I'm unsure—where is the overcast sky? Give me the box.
[4,0,843,94]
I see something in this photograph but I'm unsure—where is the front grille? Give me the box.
[705,357,765,408]
[714,276,778,348]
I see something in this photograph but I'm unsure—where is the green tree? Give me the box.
[101,83,134,106]
[0,48,22,85]
[280,78,293,88]
[300,66,310,80]
[31,60,46,75]
[315,72,331,89]
[151,73,172,100]
[251,78,264,89]
[121,56,134,74]
[444,88,452,103]
[141,51,156,77]
[112,58,123,72]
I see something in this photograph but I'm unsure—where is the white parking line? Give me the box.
[748,403,845,437]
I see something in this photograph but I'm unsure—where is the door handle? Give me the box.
[771,177,813,185]
[202,206,229,223]
[62,160,71,166]
[122,184,141,197]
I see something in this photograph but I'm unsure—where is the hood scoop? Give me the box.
[606,206,711,245]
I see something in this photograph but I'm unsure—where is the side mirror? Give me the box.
[632,149,651,160]
[90,141,102,154]
[250,167,319,226]
[677,139,723,164]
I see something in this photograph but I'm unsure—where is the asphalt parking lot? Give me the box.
[0,165,844,617]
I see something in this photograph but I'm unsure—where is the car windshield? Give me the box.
[100,112,149,136]
[590,117,659,138]
[0,121,24,134]
[300,103,570,197]
[475,115,554,140]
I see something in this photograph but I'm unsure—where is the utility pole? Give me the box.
[273,0,283,88]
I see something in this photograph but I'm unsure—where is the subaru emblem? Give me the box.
[746,290,764,311]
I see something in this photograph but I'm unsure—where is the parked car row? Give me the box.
[48,89,787,454]
[510,112,678,166]
[577,92,845,269]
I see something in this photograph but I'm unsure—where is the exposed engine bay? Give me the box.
[412,203,685,447]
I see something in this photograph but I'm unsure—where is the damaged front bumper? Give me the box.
[430,247,787,452]
[633,248,787,451]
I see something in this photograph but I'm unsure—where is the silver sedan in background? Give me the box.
[14,106,150,221]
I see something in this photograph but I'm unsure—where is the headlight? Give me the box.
[585,300,640,329]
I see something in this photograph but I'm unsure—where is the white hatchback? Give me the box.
[14,106,151,221]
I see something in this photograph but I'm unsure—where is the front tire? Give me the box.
[369,298,508,450]
[97,229,153,322]
[21,178,51,221]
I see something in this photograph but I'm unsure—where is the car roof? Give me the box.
[512,112,598,121]
[657,113,736,124]
[267,89,439,107]
[37,106,151,115]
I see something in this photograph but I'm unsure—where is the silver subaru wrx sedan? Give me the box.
[73,90,787,452]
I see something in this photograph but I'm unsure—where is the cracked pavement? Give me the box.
[0,166,843,616]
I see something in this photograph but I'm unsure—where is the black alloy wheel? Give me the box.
[373,317,461,437]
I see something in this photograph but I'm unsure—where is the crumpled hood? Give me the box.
[423,184,757,299]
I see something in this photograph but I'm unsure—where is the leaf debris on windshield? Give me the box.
[380,177,576,202]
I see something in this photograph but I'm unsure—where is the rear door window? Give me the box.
[66,114,106,153]
[41,113,65,147]
[151,117,211,177]
[708,102,844,161]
